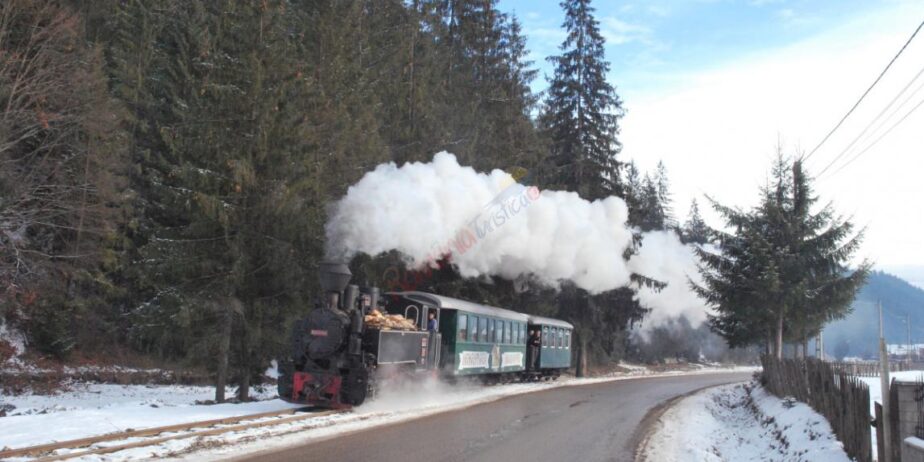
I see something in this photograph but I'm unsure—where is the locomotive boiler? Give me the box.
[278,262,440,408]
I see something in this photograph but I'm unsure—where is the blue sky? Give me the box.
[497,0,924,268]
[499,0,895,98]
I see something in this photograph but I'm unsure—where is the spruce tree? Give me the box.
[682,199,710,245]
[637,174,666,232]
[695,203,778,351]
[623,160,644,226]
[539,0,651,372]
[541,0,624,200]
[654,161,676,229]
[110,0,314,400]
[696,153,870,358]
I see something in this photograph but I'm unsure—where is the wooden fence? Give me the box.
[828,360,909,377]
[761,355,872,462]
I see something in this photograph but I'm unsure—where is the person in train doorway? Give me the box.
[427,311,438,332]
[528,329,541,369]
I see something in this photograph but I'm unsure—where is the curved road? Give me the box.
[238,372,750,462]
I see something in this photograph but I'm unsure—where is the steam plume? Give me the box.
[325,152,711,331]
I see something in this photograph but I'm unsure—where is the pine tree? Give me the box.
[623,160,644,226]
[682,199,710,245]
[110,0,315,400]
[636,174,666,232]
[696,152,870,358]
[654,161,676,229]
[779,160,869,356]
[695,203,778,351]
[537,0,649,373]
[541,0,624,200]
[366,0,448,164]
[428,1,543,173]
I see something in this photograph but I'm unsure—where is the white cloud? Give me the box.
[620,2,924,266]
[599,16,652,46]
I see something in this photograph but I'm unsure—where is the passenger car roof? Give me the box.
[527,315,573,329]
[388,291,529,322]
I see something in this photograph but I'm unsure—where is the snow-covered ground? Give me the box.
[0,364,755,461]
[0,383,290,450]
[641,382,851,462]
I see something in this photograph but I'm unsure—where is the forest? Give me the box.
[0,0,868,400]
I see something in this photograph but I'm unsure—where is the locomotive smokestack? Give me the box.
[319,261,352,293]
[319,261,352,310]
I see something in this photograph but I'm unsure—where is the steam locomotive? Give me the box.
[278,262,574,408]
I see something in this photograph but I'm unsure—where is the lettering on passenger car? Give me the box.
[458,351,489,369]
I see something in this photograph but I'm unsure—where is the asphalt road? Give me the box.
[238,372,751,462]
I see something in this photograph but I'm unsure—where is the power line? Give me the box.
[803,18,924,163]
[822,93,924,178]
[816,62,924,177]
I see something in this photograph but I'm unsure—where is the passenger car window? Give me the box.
[558,329,563,348]
[506,322,512,344]
[458,314,467,341]
[488,319,496,343]
[565,330,571,348]
[469,315,477,342]
[479,317,487,343]
[498,322,505,344]
[542,326,549,347]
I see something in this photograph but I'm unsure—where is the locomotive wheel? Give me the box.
[277,359,295,399]
[341,368,369,406]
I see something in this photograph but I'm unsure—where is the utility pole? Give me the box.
[907,314,912,361]
[815,331,825,360]
[879,301,893,462]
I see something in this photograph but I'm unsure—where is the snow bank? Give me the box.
[642,382,851,462]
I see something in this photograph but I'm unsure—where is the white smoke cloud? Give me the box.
[628,231,714,337]
[326,152,710,332]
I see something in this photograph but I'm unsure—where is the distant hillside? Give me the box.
[822,271,924,359]
[881,265,924,290]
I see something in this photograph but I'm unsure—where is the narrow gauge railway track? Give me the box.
[0,407,344,461]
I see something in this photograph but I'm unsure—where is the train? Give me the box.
[278,262,574,408]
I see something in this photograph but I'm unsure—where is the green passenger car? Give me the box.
[388,292,529,377]
[528,315,573,371]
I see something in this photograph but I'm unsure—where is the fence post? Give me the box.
[881,301,893,462]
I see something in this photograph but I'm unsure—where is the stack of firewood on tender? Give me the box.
[363,310,417,330]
